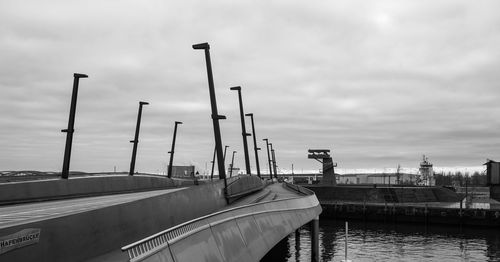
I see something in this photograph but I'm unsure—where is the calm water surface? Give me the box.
[263,219,500,262]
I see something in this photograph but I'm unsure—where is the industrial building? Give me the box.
[419,155,435,186]
[337,173,416,185]
[167,165,195,178]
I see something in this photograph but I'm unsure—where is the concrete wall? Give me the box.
[490,185,500,201]
[134,189,322,262]
[321,202,500,227]
[0,176,272,262]
[0,180,228,262]
[0,175,176,204]
[226,175,265,201]
[488,162,500,185]
[158,208,320,262]
[307,185,461,203]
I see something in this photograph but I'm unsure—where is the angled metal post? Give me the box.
[229,151,237,178]
[263,138,272,179]
[210,146,216,180]
[223,145,229,174]
[270,143,278,179]
[129,101,149,176]
[245,113,261,178]
[230,86,251,175]
[61,73,88,179]
[167,121,182,178]
[223,145,229,162]
[193,42,227,190]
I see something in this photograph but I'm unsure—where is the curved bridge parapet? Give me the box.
[122,182,321,262]
[225,175,266,203]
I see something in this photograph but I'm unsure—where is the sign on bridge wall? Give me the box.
[0,228,41,255]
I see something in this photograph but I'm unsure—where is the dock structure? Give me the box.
[308,149,337,185]
[320,200,500,227]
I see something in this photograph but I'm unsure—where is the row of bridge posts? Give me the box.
[60,74,185,179]
[60,43,280,189]
[194,42,279,193]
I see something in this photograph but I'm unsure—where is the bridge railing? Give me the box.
[121,183,319,262]
[283,181,315,196]
[225,175,265,202]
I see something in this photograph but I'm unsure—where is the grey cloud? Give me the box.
[1,0,500,173]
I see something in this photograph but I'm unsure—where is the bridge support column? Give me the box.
[295,228,301,259]
[295,228,300,245]
[310,216,319,262]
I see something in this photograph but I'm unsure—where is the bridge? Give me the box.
[1,42,325,262]
[0,175,322,262]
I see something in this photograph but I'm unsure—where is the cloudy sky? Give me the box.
[1,0,499,174]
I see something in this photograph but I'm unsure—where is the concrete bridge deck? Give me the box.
[90,182,312,262]
[0,180,294,231]
[0,188,186,230]
[0,176,321,262]
[121,182,321,262]
[227,182,302,206]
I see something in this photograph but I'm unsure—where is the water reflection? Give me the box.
[263,219,500,261]
[261,236,290,262]
[295,231,301,262]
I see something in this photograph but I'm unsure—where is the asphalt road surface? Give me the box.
[0,188,186,229]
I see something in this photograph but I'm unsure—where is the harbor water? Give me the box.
[262,219,500,262]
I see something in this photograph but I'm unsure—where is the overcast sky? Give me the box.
[1,0,499,174]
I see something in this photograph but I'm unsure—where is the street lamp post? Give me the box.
[167,121,182,178]
[230,86,251,175]
[223,145,229,162]
[245,113,261,178]
[229,151,237,178]
[61,73,88,179]
[263,138,273,179]
[218,145,229,180]
[193,43,227,189]
[210,146,216,180]
[129,101,149,176]
[270,143,278,179]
